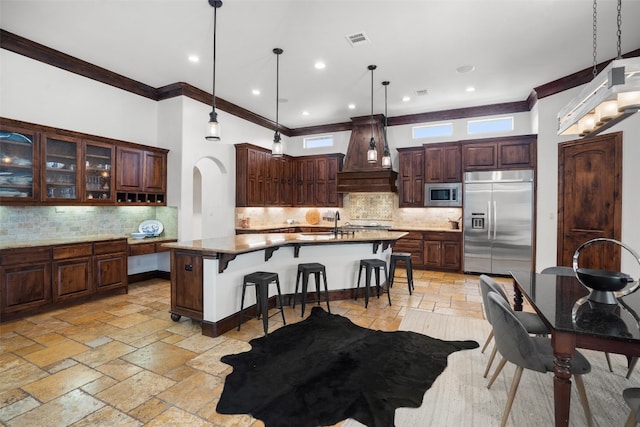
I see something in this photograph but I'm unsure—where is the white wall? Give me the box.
[0,50,158,146]
[535,88,640,273]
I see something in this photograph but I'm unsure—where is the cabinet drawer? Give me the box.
[155,241,174,252]
[1,247,51,265]
[394,239,423,253]
[129,242,156,256]
[53,243,93,260]
[423,231,461,241]
[95,239,127,255]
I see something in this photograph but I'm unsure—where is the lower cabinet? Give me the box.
[1,247,52,314]
[170,251,203,321]
[423,232,462,271]
[0,238,128,320]
[392,230,461,272]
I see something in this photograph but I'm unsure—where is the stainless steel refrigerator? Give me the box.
[463,169,534,275]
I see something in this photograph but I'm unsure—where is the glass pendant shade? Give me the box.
[618,91,640,111]
[205,112,220,141]
[367,138,377,163]
[272,133,283,157]
[381,150,391,169]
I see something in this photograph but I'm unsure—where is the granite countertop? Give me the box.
[0,235,177,251]
[162,231,408,255]
[237,224,462,233]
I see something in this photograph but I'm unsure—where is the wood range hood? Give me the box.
[336,114,398,193]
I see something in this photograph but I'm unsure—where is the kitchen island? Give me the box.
[162,230,407,337]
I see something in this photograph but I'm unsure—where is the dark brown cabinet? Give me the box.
[115,146,168,205]
[397,147,425,207]
[0,118,168,206]
[423,231,461,271]
[0,124,39,203]
[461,135,536,171]
[94,240,127,292]
[236,143,343,207]
[0,248,51,314]
[0,238,128,320]
[390,231,424,267]
[170,251,203,321]
[425,142,461,183]
[52,243,93,302]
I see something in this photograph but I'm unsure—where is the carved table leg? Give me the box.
[552,332,577,427]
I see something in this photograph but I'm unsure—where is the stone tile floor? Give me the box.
[0,270,515,426]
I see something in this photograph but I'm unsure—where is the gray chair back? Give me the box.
[479,274,496,325]
[486,292,548,373]
[480,274,510,305]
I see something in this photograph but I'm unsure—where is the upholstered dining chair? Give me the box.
[486,292,593,427]
[624,388,640,427]
[479,274,549,379]
[540,266,619,374]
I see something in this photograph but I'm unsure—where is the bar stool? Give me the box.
[238,271,286,336]
[356,259,392,308]
[389,252,415,295]
[293,262,330,316]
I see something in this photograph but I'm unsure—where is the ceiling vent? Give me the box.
[415,89,429,96]
[346,32,371,47]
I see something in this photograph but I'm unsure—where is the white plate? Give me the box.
[139,220,163,236]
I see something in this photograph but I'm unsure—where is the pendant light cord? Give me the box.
[276,51,279,135]
[592,0,598,79]
[616,0,622,59]
[212,5,217,111]
[370,66,374,139]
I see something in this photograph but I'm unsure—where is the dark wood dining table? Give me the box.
[510,270,640,427]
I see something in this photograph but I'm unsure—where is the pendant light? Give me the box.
[272,48,284,157]
[367,65,377,163]
[381,81,391,169]
[557,0,640,137]
[205,0,223,141]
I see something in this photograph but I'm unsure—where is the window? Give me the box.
[467,117,513,135]
[412,123,453,139]
[304,135,334,149]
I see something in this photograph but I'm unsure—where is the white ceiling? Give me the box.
[2,0,640,129]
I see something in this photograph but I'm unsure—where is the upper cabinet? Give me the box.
[397,147,424,208]
[424,142,461,183]
[42,134,82,202]
[235,143,343,208]
[461,135,536,171]
[115,146,168,205]
[0,118,168,206]
[0,125,39,202]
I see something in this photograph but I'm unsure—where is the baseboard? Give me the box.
[128,270,171,283]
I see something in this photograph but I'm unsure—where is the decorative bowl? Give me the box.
[576,268,633,292]
[130,232,146,239]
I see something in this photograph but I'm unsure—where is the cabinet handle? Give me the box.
[184,264,193,271]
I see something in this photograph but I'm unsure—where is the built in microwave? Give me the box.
[424,183,462,207]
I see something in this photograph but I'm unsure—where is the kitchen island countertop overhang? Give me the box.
[162,231,408,337]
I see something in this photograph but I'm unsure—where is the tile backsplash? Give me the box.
[0,206,178,243]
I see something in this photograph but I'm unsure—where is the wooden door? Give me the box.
[116,147,143,191]
[557,132,622,270]
[142,151,166,192]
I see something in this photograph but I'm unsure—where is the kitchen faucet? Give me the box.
[333,211,340,235]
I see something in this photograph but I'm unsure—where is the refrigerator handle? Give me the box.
[487,201,492,240]
[493,201,497,240]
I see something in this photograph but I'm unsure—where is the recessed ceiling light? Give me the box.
[252,89,261,95]
[348,103,356,109]
[314,61,326,70]
[188,55,199,63]
[302,111,310,116]
[402,96,411,102]
[456,64,475,74]
[466,86,476,92]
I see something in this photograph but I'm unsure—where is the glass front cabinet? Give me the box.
[0,126,38,202]
[84,141,114,202]
[43,135,81,202]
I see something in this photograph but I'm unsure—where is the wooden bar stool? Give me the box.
[293,262,330,316]
[389,252,415,295]
[355,259,391,308]
[238,271,286,336]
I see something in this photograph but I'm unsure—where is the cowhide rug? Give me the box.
[216,307,478,427]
